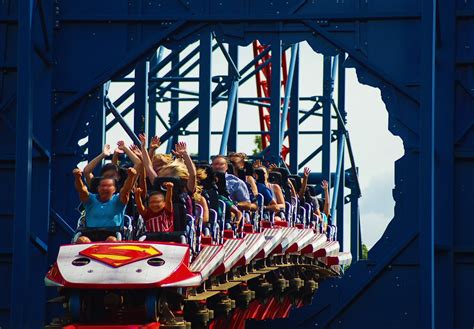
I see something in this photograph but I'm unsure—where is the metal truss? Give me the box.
[1,0,472,328]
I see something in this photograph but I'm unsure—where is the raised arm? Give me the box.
[246,175,259,197]
[163,182,174,213]
[119,167,138,205]
[298,167,311,200]
[139,133,158,182]
[148,135,161,159]
[322,180,330,217]
[134,187,147,218]
[117,141,142,166]
[172,142,196,193]
[83,144,111,186]
[128,145,147,198]
[73,168,89,203]
[111,147,122,165]
[272,184,286,210]
[137,163,147,199]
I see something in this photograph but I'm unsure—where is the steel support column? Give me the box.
[337,53,346,251]
[280,44,298,144]
[198,31,212,161]
[148,49,162,138]
[350,185,360,262]
[87,86,106,174]
[167,53,180,153]
[434,1,455,328]
[228,45,239,152]
[134,60,149,137]
[332,134,345,248]
[269,36,282,164]
[420,0,436,328]
[219,80,239,155]
[322,56,333,187]
[289,47,300,173]
[11,0,33,327]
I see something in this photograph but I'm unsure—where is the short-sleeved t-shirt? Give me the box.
[257,183,274,206]
[143,208,174,233]
[225,174,250,203]
[84,193,126,228]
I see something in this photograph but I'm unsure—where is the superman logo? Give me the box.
[80,244,162,267]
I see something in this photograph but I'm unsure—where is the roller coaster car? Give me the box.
[45,241,201,328]
[45,207,352,328]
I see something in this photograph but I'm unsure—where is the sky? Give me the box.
[102,41,404,249]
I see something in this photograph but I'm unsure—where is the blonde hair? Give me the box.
[157,159,189,180]
[152,153,173,169]
[193,168,207,201]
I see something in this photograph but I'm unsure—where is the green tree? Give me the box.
[252,135,263,155]
[361,244,368,260]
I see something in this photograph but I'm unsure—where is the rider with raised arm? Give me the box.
[73,166,137,243]
[135,183,174,233]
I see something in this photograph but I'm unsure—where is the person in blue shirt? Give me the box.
[211,155,252,211]
[73,167,137,243]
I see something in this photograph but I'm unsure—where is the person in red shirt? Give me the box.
[135,182,174,233]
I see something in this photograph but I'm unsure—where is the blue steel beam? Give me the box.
[147,50,160,137]
[303,19,420,105]
[3,4,448,326]
[134,60,149,136]
[198,31,212,161]
[87,86,106,175]
[54,21,187,118]
[420,0,436,328]
[337,52,347,255]
[434,1,455,328]
[214,34,240,79]
[350,185,361,263]
[331,134,345,249]
[166,54,180,153]
[57,11,422,22]
[322,55,333,186]
[10,0,33,327]
[280,44,298,145]
[159,47,274,143]
[155,44,220,98]
[228,44,239,152]
[289,47,300,173]
[269,36,282,164]
[219,80,239,155]
[105,98,141,146]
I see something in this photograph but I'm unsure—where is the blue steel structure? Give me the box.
[0,1,471,328]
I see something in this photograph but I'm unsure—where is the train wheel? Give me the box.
[145,292,159,321]
[68,292,81,322]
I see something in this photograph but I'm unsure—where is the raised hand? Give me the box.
[162,181,174,189]
[303,167,311,177]
[171,141,188,158]
[127,167,137,176]
[269,163,278,171]
[114,147,124,154]
[129,144,143,159]
[72,168,83,177]
[321,180,329,190]
[135,187,143,195]
[102,144,111,157]
[150,136,161,149]
[117,140,126,151]
[138,133,147,148]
